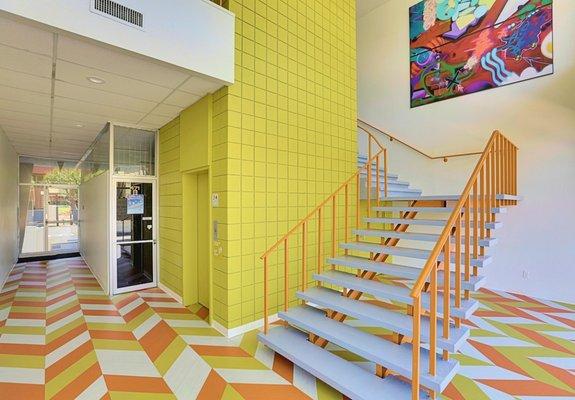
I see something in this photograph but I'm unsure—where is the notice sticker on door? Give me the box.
[127,194,144,215]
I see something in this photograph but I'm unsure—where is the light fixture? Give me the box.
[86,76,105,84]
[75,123,85,128]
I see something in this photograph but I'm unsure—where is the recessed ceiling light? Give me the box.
[75,123,85,128]
[86,76,105,84]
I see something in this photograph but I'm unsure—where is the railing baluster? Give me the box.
[429,261,437,376]
[384,148,388,198]
[332,196,337,265]
[367,137,372,225]
[264,256,269,334]
[317,209,323,272]
[344,185,349,254]
[486,149,491,227]
[302,222,307,292]
[376,153,381,208]
[473,181,478,277]
[464,198,471,300]
[455,215,461,328]
[284,238,289,311]
[491,140,496,214]
[412,296,421,400]
[356,174,360,240]
[479,165,485,254]
[443,238,450,361]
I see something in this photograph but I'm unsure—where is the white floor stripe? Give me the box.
[164,347,211,399]
[215,368,290,385]
[46,310,83,334]
[96,350,161,377]
[46,331,91,367]
[132,314,162,340]
[0,334,45,345]
[76,376,108,400]
[0,367,44,384]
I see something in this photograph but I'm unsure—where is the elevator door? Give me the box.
[113,180,156,293]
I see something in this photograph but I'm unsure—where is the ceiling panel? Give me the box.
[0,68,52,93]
[55,81,157,114]
[54,97,146,124]
[163,90,201,108]
[0,98,51,117]
[0,85,51,106]
[179,75,222,96]
[0,15,53,56]
[56,60,172,102]
[57,35,190,89]
[0,43,53,78]
[139,114,174,127]
[150,103,184,118]
[0,109,50,125]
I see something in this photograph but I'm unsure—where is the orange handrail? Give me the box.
[409,130,518,399]
[261,128,388,334]
[358,119,484,161]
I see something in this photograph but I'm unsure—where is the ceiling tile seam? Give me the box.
[0,40,54,59]
[52,92,157,115]
[51,105,146,123]
[57,57,189,91]
[135,74,198,125]
[0,64,52,80]
[49,33,58,157]
[0,83,51,97]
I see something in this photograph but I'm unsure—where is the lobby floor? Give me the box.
[0,258,574,399]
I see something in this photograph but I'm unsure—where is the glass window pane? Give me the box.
[116,242,154,288]
[19,157,80,184]
[113,126,156,176]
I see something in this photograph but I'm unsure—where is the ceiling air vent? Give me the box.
[91,0,144,29]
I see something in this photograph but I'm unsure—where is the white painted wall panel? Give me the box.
[0,128,18,287]
[80,171,110,294]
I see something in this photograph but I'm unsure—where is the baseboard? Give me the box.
[211,314,280,338]
[158,282,183,304]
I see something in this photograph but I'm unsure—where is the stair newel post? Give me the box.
[442,238,450,361]
[384,148,388,198]
[332,196,337,268]
[472,181,478,277]
[496,133,501,207]
[455,215,462,328]
[302,222,307,292]
[486,148,492,227]
[504,138,509,205]
[429,260,437,376]
[376,153,380,208]
[490,138,496,221]
[284,238,289,311]
[317,208,323,273]
[412,295,421,400]
[464,198,471,300]
[263,256,269,334]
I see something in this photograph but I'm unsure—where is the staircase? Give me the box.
[258,128,519,399]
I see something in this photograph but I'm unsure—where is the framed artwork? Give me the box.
[409,0,553,108]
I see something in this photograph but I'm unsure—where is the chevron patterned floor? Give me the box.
[0,258,573,399]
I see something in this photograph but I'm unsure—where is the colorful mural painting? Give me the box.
[410,0,553,107]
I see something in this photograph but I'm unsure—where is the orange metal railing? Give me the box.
[261,128,388,334]
[409,131,517,399]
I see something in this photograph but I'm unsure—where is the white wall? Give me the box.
[358,0,575,302]
[0,128,18,287]
[80,171,110,294]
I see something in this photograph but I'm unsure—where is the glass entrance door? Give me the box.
[113,180,156,293]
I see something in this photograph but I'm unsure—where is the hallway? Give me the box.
[0,258,574,399]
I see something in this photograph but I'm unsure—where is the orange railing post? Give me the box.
[384,148,388,198]
[284,238,289,311]
[264,256,269,334]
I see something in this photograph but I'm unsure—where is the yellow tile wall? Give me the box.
[158,118,184,295]
[211,0,358,329]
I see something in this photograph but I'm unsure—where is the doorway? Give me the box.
[112,179,157,293]
[19,184,79,257]
[182,170,211,309]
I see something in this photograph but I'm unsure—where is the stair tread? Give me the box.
[379,194,521,201]
[327,255,486,291]
[352,229,498,247]
[340,242,492,267]
[259,327,427,400]
[298,286,470,352]
[280,305,459,392]
[364,217,503,229]
[372,206,507,214]
[314,270,479,319]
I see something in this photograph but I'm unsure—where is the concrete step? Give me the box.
[363,217,503,230]
[280,305,459,393]
[314,270,479,320]
[372,206,507,214]
[258,327,427,400]
[340,242,492,268]
[353,229,498,248]
[298,286,470,352]
[327,255,486,291]
[379,194,522,202]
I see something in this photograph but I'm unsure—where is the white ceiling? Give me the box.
[357,0,392,18]
[0,14,224,161]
